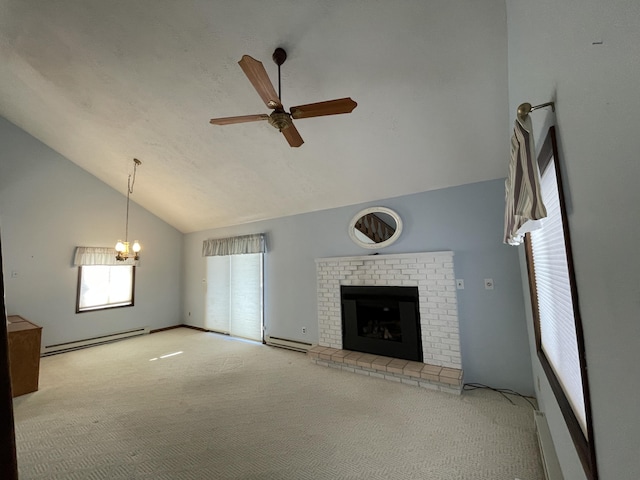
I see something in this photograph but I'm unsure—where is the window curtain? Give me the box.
[73,247,138,266]
[202,233,266,257]
[503,115,547,245]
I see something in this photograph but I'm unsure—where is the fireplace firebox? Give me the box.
[341,285,422,362]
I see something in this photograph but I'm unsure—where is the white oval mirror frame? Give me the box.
[348,206,403,249]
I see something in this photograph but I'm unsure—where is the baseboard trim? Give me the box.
[265,335,313,352]
[150,325,183,334]
[42,327,150,356]
[150,324,211,334]
[534,410,564,480]
[181,324,209,332]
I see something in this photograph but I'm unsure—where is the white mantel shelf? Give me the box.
[315,251,454,264]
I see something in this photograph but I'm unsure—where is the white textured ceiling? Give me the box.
[0,0,509,233]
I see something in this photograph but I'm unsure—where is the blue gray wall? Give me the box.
[507,1,640,478]
[0,114,535,398]
[0,117,183,347]
[183,179,534,395]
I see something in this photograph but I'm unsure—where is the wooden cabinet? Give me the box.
[7,315,42,397]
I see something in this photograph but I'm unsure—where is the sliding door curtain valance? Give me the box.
[202,233,266,257]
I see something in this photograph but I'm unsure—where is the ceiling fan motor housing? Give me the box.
[268,111,292,130]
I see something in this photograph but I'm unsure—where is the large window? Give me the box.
[76,265,135,313]
[205,253,263,342]
[525,127,597,479]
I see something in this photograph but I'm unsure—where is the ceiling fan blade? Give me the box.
[209,114,269,125]
[282,123,304,148]
[290,97,357,119]
[238,55,282,109]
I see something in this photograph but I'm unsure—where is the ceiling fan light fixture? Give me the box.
[268,111,292,131]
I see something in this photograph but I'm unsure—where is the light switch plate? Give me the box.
[456,279,464,289]
[484,278,494,290]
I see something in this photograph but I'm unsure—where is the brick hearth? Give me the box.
[308,345,463,394]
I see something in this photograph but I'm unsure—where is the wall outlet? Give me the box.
[302,327,307,334]
[456,279,464,289]
[484,278,494,290]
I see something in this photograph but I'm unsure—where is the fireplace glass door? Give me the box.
[341,286,422,362]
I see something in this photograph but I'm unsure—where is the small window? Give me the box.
[76,265,135,313]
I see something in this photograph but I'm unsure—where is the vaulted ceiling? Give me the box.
[0,0,509,233]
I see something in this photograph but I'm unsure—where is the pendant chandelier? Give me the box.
[115,158,142,261]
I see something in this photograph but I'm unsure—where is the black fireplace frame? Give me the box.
[341,285,423,362]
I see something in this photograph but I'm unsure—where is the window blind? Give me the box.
[229,254,262,341]
[205,253,263,342]
[205,256,231,333]
[77,265,134,311]
[530,160,587,433]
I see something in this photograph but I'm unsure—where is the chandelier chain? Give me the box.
[124,160,140,243]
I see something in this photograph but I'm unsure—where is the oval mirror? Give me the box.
[348,207,403,249]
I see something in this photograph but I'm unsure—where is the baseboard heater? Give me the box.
[42,327,150,356]
[534,410,564,480]
[265,335,313,353]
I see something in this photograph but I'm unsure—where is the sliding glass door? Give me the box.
[205,253,263,342]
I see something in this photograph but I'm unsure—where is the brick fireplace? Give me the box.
[312,251,463,394]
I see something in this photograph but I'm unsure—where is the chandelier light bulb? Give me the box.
[115,240,125,252]
[132,241,141,253]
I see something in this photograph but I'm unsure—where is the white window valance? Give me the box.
[74,247,139,266]
[202,233,266,257]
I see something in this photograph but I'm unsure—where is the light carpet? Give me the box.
[13,328,544,479]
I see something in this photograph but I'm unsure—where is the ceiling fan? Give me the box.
[209,48,357,147]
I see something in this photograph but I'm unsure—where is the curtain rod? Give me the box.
[517,101,555,120]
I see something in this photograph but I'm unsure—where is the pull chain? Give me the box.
[124,159,140,243]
